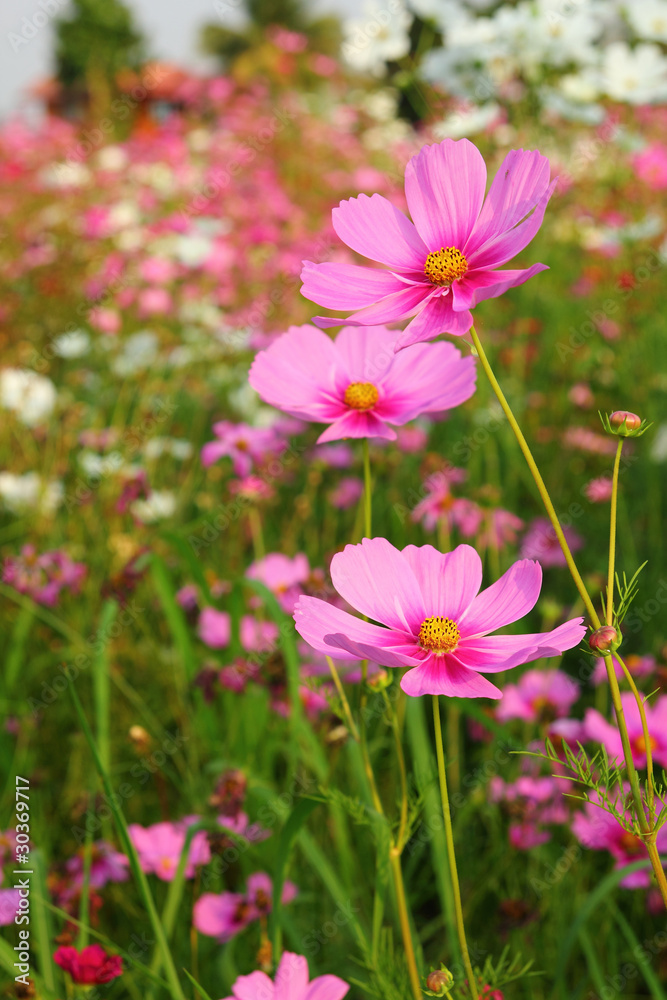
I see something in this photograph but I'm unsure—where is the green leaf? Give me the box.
[270,797,320,959]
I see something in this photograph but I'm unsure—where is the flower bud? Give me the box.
[426,968,454,995]
[589,625,619,655]
[606,410,645,437]
[366,668,391,692]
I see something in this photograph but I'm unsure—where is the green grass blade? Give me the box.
[31,849,57,994]
[151,554,196,686]
[4,604,34,693]
[609,900,667,1000]
[183,969,215,1000]
[93,599,117,775]
[270,797,320,960]
[69,684,187,1000]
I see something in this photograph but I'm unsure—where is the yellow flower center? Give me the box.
[633,734,657,755]
[424,246,468,286]
[418,616,461,654]
[344,382,379,411]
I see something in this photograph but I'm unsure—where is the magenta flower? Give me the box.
[53,944,123,985]
[294,538,585,698]
[249,324,476,442]
[583,477,614,503]
[65,840,129,889]
[127,820,211,881]
[590,653,655,687]
[2,545,86,607]
[247,553,311,612]
[221,950,349,1000]
[496,669,580,724]
[411,467,468,531]
[194,872,297,942]
[584,693,667,769]
[301,138,553,348]
[520,517,583,568]
[198,608,278,652]
[201,421,284,476]
[328,476,363,510]
[477,508,525,550]
[0,889,20,926]
[571,787,667,889]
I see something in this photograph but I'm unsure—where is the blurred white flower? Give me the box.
[112,332,159,377]
[143,438,193,460]
[434,101,501,138]
[52,330,90,358]
[0,369,57,426]
[41,162,91,188]
[599,42,667,103]
[131,490,177,523]
[650,424,667,463]
[0,472,63,514]
[96,146,129,171]
[342,0,413,75]
[78,451,125,477]
[173,234,214,267]
[625,0,667,42]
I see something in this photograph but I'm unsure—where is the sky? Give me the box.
[0,0,357,121]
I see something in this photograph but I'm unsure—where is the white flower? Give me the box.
[41,162,91,188]
[143,438,193,460]
[95,146,129,172]
[0,369,57,426]
[625,0,667,42]
[78,451,125,477]
[112,332,159,377]
[342,0,413,75]
[131,490,177,523]
[0,472,63,514]
[173,234,214,267]
[52,330,90,359]
[650,424,667,463]
[434,101,501,138]
[600,42,667,103]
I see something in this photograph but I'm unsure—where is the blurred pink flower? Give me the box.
[3,545,86,606]
[633,142,667,190]
[249,325,476,443]
[584,693,667,768]
[496,669,580,723]
[328,476,363,509]
[591,653,655,686]
[396,424,429,453]
[128,820,211,881]
[302,138,553,348]
[202,422,284,476]
[584,477,613,503]
[221,951,349,1000]
[247,553,310,612]
[194,873,297,942]
[411,467,468,531]
[65,840,129,889]
[295,538,585,698]
[0,889,20,926]
[88,307,121,335]
[520,517,583,568]
[54,944,123,985]
[478,508,524,550]
[198,609,278,652]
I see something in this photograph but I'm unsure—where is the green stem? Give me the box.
[615,652,655,811]
[326,655,360,741]
[383,691,409,850]
[389,850,422,1000]
[248,506,265,560]
[363,438,372,538]
[469,326,599,627]
[606,440,624,626]
[432,697,478,1000]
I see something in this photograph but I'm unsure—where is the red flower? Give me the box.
[53,944,123,984]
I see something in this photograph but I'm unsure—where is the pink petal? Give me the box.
[457,559,542,637]
[376,340,476,423]
[300,260,407,310]
[457,618,586,672]
[333,325,396,381]
[467,179,556,270]
[400,543,482,620]
[451,264,548,311]
[316,410,395,444]
[323,630,419,667]
[274,953,309,1000]
[330,537,425,632]
[405,138,487,250]
[393,293,472,350]
[198,608,231,648]
[201,441,231,467]
[231,972,276,1000]
[304,976,351,1000]
[465,149,551,254]
[583,707,622,753]
[294,595,415,663]
[333,193,428,271]
[400,653,502,698]
[313,282,428,330]
[249,325,346,421]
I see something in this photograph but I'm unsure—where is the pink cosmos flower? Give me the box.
[411,468,468,531]
[294,538,585,698]
[65,840,129,889]
[301,138,553,348]
[571,787,667,889]
[194,873,297,942]
[328,477,363,509]
[490,774,569,849]
[584,693,667,769]
[201,422,284,477]
[477,508,524,550]
[221,950,349,1000]
[520,517,583,568]
[54,944,123,984]
[128,820,211,881]
[496,669,580,724]
[0,888,20,926]
[247,553,310,612]
[584,477,613,503]
[633,142,667,190]
[198,609,278,652]
[3,545,86,607]
[249,325,476,442]
[590,653,655,687]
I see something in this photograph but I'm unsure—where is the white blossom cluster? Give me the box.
[342,0,667,115]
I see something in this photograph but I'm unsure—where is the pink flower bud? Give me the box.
[589,626,619,655]
[609,411,641,432]
[426,969,454,995]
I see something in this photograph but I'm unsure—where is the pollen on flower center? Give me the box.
[418,616,461,653]
[424,247,468,286]
[344,381,379,410]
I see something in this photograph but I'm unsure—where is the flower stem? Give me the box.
[646,841,667,911]
[432,696,478,1000]
[326,656,359,741]
[469,325,599,627]
[614,652,655,811]
[389,849,423,1000]
[363,438,372,538]
[383,691,409,850]
[606,440,624,626]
